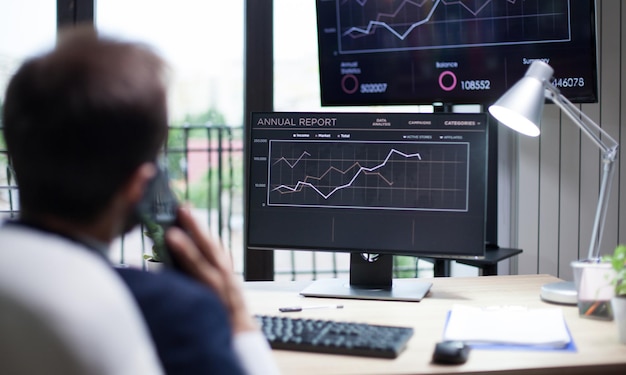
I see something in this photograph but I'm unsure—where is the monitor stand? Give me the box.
[300,253,432,302]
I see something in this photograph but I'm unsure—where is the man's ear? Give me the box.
[124,162,157,206]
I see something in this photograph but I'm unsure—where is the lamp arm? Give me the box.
[544,84,619,259]
[544,85,619,161]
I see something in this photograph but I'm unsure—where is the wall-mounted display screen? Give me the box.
[316,0,598,105]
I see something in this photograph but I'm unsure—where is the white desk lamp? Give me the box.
[488,60,619,304]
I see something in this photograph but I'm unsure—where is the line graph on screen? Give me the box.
[338,0,572,53]
[267,140,470,211]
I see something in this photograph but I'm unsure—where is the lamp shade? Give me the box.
[488,61,555,137]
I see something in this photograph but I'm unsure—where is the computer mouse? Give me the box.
[431,341,470,365]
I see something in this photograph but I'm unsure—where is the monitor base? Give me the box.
[540,281,577,305]
[300,278,432,302]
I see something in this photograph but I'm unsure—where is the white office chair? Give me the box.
[0,289,96,374]
[0,224,164,375]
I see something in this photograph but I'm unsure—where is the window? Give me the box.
[96,0,244,126]
[0,0,56,219]
[96,1,246,269]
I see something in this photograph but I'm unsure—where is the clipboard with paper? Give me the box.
[442,304,576,351]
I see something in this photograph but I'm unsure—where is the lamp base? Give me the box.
[540,281,577,305]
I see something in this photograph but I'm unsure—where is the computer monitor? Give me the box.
[246,112,488,301]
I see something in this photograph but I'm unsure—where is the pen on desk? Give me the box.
[279,304,344,313]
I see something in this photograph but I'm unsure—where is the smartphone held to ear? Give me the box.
[135,163,183,270]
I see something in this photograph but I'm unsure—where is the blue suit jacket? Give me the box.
[116,267,246,375]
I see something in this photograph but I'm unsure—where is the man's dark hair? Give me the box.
[2,26,169,222]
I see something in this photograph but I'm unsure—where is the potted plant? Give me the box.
[602,244,626,344]
[138,158,178,271]
[142,220,167,272]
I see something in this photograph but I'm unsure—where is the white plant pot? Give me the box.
[611,296,626,345]
[145,259,164,273]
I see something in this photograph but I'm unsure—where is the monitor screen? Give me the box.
[246,112,488,299]
[316,0,598,106]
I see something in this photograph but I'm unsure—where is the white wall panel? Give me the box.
[620,3,626,248]
[538,106,562,276]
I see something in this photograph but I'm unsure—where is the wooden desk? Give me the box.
[244,275,626,375]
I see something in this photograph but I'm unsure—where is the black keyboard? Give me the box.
[255,315,414,359]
